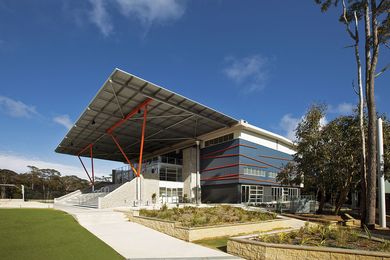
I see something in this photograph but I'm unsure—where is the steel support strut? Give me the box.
[137,105,148,176]
[77,143,95,191]
[109,134,139,176]
[106,98,152,177]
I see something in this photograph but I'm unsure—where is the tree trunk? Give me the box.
[318,186,326,214]
[335,190,347,215]
[365,0,379,229]
[352,11,368,228]
[335,175,354,215]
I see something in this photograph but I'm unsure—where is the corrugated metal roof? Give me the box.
[55,68,238,162]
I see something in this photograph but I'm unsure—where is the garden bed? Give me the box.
[126,206,295,241]
[139,205,276,227]
[227,223,390,260]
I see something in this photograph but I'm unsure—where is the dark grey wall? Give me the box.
[201,183,240,203]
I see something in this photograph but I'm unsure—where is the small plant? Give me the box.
[161,203,168,211]
[151,193,156,204]
[363,224,372,240]
[380,239,390,252]
[183,194,189,203]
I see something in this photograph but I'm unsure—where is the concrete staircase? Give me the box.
[55,183,125,209]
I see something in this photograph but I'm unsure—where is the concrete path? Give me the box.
[55,204,239,259]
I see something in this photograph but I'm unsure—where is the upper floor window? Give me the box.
[205,133,234,147]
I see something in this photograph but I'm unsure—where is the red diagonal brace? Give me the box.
[106,98,152,134]
[110,134,139,176]
[137,105,148,176]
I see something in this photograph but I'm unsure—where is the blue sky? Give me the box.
[0,0,389,178]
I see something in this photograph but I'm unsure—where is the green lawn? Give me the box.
[193,236,229,252]
[0,208,123,260]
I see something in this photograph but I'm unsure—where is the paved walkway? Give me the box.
[54,204,239,259]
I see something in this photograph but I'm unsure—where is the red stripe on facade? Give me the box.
[201,153,282,171]
[201,144,257,157]
[241,154,283,171]
[201,153,239,160]
[202,163,267,172]
[240,176,279,184]
[201,174,239,181]
[258,154,292,161]
[201,174,280,184]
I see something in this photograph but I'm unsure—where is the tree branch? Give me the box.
[375,63,390,78]
[352,80,359,96]
[342,0,357,40]
[377,0,385,10]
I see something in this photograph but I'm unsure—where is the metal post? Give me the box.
[195,140,200,205]
[90,145,95,192]
[21,185,24,201]
[378,118,386,228]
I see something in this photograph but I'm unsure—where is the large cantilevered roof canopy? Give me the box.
[55,69,238,163]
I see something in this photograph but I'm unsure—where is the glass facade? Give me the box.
[241,185,300,204]
[113,155,183,184]
[159,187,183,203]
[159,165,182,182]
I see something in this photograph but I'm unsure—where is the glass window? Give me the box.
[205,133,233,147]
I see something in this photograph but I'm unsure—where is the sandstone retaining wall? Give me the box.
[227,235,390,260]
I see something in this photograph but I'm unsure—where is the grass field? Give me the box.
[193,236,229,252]
[0,208,124,260]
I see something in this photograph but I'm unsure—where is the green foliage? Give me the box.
[256,224,390,252]
[314,0,389,45]
[277,104,390,214]
[0,166,90,200]
[363,224,372,240]
[139,205,276,227]
[0,209,123,260]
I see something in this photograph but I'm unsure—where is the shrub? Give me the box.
[138,205,275,227]
[255,224,390,252]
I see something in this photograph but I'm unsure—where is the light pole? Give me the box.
[377,118,386,228]
[195,140,200,205]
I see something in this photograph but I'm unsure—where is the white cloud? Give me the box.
[328,102,354,115]
[87,0,186,36]
[223,54,270,92]
[116,0,185,25]
[279,114,328,141]
[0,152,114,179]
[0,95,37,118]
[279,114,301,141]
[88,0,113,37]
[53,114,73,130]
[0,152,86,178]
